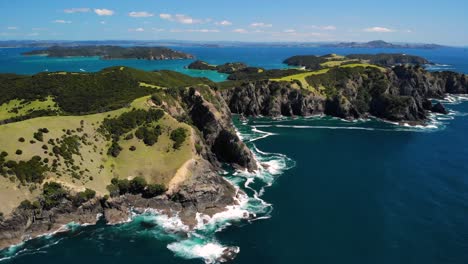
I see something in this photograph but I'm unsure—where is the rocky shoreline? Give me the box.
[0,83,257,252]
[1,58,467,255]
[221,66,467,124]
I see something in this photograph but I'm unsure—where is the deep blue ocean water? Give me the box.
[1,46,468,264]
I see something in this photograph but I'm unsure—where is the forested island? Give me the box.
[22,45,194,60]
[0,53,467,261]
[323,40,444,49]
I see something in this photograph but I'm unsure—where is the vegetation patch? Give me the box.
[170,128,188,150]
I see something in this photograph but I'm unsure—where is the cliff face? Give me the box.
[0,85,258,249]
[172,86,257,171]
[221,66,468,123]
[222,81,325,116]
[0,157,238,248]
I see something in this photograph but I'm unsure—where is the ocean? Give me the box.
[1,46,468,264]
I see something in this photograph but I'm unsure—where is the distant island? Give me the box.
[323,40,444,49]
[284,53,430,70]
[0,40,449,49]
[22,45,194,60]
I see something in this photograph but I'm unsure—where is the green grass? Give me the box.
[0,96,194,215]
[339,63,386,72]
[271,68,330,89]
[0,96,59,121]
[139,82,164,89]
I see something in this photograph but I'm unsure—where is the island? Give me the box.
[323,40,444,49]
[0,54,467,263]
[187,60,248,74]
[22,45,194,60]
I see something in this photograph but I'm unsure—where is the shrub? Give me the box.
[129,146,136,151]
[16,149,23,155]
[33,131,44,142]
[42,182,67,209]
[129,177,147,194]
[143,184,166,198]
[107,141,123,157]
[18,137,25,142]
[117,179,130,194]
[170,128,188,149]
[73,188,96,206]
[106,184,120,197]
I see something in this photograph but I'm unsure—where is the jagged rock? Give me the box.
[221,66,468,124]
[432,102,449,114]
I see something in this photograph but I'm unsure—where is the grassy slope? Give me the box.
[0,96,194,215]
[0,96,59,121]
[271,55,387,93]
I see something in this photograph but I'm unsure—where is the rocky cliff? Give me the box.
[0,84,257,249]
[221,66,468,123]
[0,159,238,249]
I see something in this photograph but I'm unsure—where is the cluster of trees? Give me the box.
[0,155,49,183]
[283,55,331,70]
[227,68,304,81]
[106,177,166,198]
[19,182,97,211]
[170,128,188,150]
[42,182,68,209]
[100,109,165,157]
[346,54,429,67]
[0,67,212,118]
[33,128,49,142]
[100,109,165,140]
[135,125,162,146]
[52,135,81,163]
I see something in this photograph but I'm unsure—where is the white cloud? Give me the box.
[160,14,204,24]
[64,8,90,14]
[152,28,165,32]
[129,11,154,18]
[250,22,272,28]
[27,32,39,36]
[94,9,114,16]
[215,20,232,26]
[129,28,145,32]
[32,27,48,31]
[100,21,106,25]
[233,28,248,33]
[7,26,18,30]
[283,29,296,33]
[364,26,395,33]
[310,25,337,31]
[188,29,220,33]
[169,29,220,33]
[53,20,72,24]
[160,14,172,20]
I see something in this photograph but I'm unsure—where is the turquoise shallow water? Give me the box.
[1,46,468,264]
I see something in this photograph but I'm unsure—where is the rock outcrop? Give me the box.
[221,66,468,123]
[0,85,257,249]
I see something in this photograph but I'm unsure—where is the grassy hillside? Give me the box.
[0,67,212,118]
[0,95,194,216]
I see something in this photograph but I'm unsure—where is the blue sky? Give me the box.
[1,0,467,45]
